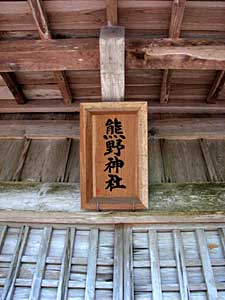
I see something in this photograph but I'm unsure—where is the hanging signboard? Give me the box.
[80,102,148,210]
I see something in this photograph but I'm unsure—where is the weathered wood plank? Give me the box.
[100,26,125,101]
[56,227,75,300]
[0,225,7,253]
[2,225,29,300]
[85,228,99,300]
[196,229,218,300]
[12,139,31,181]
[200,140,218,182]
[123,225,134,300]
[113,224,123,300]
[148,230,162,300]
[173,230,191,300]
[29,226,52,300]
[0,73,26,104]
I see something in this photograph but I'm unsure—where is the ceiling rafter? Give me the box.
[0,73,26,104]
[206,70,225,103]
[160,0,186,104]
[27,0,73,105]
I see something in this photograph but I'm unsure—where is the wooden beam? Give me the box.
[160,69,172,103]
[0,99,225,114]
[0,73,26,104]
[0,209,224,225]
[27,0,52,40]
[0,182,224,215]
[0,120,79,139]
[106,0,118,26]
[1,118,225,140]
[127,39,225,70]
[160,0,186,103]
[28,0,73,105]
[2,38,225,72]
[53,71,72,105]
[100,26,125,101]
[207,70,225,103]
[149,118,225,140]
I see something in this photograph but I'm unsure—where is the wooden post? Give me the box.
[100,26,125,101]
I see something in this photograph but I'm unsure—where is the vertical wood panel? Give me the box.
[57,227,75,300]
[148,229,162,300]
[2,225,29,300]
[100,26,125,101]
[124,225,134,300]
[113,224,123,300]
[85,228,99,300]
[173,230,191,300]
[29,226,52,300]
[196,229,218,300]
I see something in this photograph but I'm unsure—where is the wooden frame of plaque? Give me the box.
[80,102,148,210]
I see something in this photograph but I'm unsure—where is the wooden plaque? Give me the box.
[80,102,148,210]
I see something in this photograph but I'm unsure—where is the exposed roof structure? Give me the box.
[0,1,225,112]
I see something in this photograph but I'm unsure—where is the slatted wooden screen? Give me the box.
[0,224,225,300]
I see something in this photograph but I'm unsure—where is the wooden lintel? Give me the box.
[0,73,26,104]
[0,118,225,140]
[1,39,225,71]
[160,0,186,103]
[206,70,225,103]
[0,182,224,222]
[0,100,225,114]
[106,0,118,26]
[100,26,125,101]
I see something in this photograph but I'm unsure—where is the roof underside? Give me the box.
[0,1,225,112]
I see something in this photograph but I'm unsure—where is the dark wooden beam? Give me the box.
[0,99,225,114]
[160,0,186,103]
[1,39,225,72]
[106,0,118,26]
[206,71,225,103]
[28,0,73,105]
[0,73,26,104]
